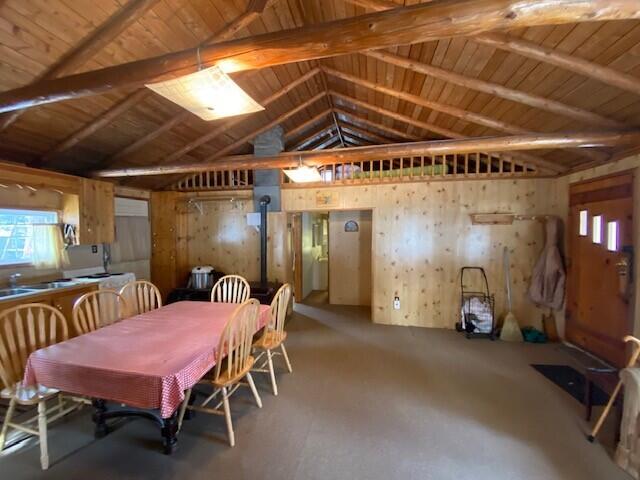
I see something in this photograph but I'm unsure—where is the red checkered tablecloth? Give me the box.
[23,301,270,418]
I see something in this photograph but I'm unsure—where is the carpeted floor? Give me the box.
[0,292,627,479]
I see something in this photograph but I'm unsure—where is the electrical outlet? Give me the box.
[393,296,401,310]
[91,245,98,253]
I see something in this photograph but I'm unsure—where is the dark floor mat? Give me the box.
[532,364,609,406]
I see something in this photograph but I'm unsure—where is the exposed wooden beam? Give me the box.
[340,122,396,144]
[326,67,529,134]
[0,0,159,132]
[313,134,342,151]
[474,33,640,98]
[2,0,639,113]
[326,69,608,162]
[284,108,332,142]
[347,0,640,98]
[330,89,457,138]
[331,90,560,170]
[92,2,280,168]
[341,134,369,147]
[93,131,640,178]
[34,89,151,166]
[200,91,327,162]
[366,50,625,128]
[290,124,336,151]
[156,68,321,166]
[333,108,419,141]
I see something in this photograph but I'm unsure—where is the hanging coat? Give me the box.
[528,216,566,310]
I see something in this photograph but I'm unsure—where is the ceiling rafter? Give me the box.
[326,67,608,163]
[164,91,329,188]
[339,122,396,144]
[1,0,638,114]
[366,50,625,129]
[283,108,333,144]
[289,124,336,151]
[150,68,322,168]
[0,0,160,132]
[346,0,640,97]
[92,130,640,178]
[60,0,280,170]
[333,108,420,141]
[313,135,342,150]
[331,90,575,171]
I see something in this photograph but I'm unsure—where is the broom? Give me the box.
[500,246,523,342]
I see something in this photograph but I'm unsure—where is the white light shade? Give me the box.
[145,65,264,121]
[283,166,322,183]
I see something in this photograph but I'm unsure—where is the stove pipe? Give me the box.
[259,195,271,286]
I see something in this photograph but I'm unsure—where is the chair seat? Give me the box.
[253,330,286,350]
[1,382,59,405]
[204,356,256,388]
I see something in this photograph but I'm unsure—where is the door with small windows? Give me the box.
[567,171,634,367]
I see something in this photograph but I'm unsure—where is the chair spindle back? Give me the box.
[72,290,129,335]
[264,283,291,344]
[211,275,251,304]
[0,303,68,391]
[119,280,162,315]
[214,299,259,382]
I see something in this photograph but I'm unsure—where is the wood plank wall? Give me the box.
[282,178,564,329]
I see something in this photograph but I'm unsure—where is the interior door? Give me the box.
[566,171,634,367]
[291,213,303,302]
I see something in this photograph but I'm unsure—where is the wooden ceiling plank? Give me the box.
[0,0,159,132]
[283,108,332,142]
[339,122,397,144]
[34,88,151,166]
[334,107,420,141]
[366,50,625,128]
[156,67,321,166]
[475,32,640,98]
[311,133,341,151]
[99,2,281,167]
[162,90,328,188]
[92,130,640,178]
[2,0,639,113]
[289,124,336,151]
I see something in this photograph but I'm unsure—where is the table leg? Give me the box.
[584,379,593,421]
[92,399,110,438]
[161,412,178,455]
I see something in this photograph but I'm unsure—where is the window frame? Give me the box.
[0,207,60,269]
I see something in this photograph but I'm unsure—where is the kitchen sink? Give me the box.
[0,288,37,298]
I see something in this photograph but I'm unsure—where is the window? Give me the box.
[0,209,58,266]
[607,221,619,252]
[592,215,602,244]
[579,210,588,236]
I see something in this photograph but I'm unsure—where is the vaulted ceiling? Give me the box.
[1,0,639,189]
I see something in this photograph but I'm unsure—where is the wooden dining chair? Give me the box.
[210,274,251,304]
[72,290,129,336]
[0,303,81,470]
[178,299,262,447]
[119,280,162,315]
[252,283,293,395]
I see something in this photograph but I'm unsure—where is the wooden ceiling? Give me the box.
[1,0,639,189]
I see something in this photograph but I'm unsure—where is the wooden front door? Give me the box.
[566,171,634,367]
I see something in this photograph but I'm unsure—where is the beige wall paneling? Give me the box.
[329,210,372,306]
[282,179,563,329]
[183,196,290,285]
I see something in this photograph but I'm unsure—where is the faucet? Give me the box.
[8,273,21,288]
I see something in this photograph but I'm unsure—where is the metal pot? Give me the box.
[190,266,214,289]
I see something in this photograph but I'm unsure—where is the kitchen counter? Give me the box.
[0,280,100,304]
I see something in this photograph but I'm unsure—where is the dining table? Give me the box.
[22,300,271,454]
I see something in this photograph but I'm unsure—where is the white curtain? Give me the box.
[32,224,68,270]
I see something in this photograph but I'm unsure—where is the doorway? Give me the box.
[566,171,634,367]
[291,209,372,307]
